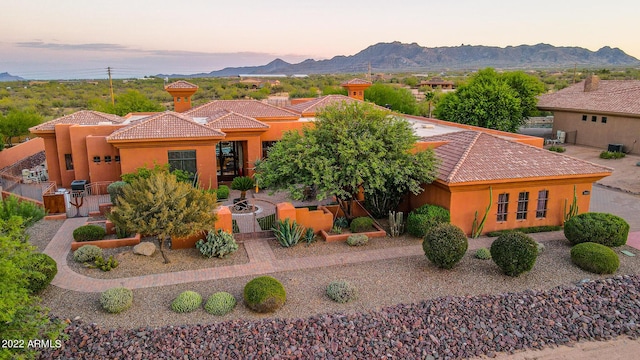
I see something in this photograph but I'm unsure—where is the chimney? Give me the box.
[584,75,600,92]
[164,80,199,112]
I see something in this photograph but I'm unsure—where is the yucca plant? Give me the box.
[272,218,304,247]
[231,176,255,200]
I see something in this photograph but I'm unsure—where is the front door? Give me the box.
[217,141,244,181]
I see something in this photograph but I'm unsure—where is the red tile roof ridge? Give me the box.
[341,78,372,85]
[30,110,124,131]
[164,80,198,89]
[207,111,269,129]
[445,131,482,183]
[185,99,300,118]
[108,111,225,140]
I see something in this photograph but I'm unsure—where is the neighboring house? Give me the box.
[418,77,456,91]
[29,79,612,235]
[537,75,640,155]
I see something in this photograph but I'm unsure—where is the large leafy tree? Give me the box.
[364,83,418,115]
[255,102,438,218]
[0,109,42,147]
[434,68,545,132]
[0,216,66,360]
[89,90,164,116]
[108,170,217,263]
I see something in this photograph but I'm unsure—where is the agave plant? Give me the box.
[272,218,304,247]
[231,176,255,200]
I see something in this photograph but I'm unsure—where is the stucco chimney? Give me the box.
[164,80,199,112]
[584,75,600,92]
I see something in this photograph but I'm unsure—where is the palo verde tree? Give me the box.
[434,68,545,132]
[108,169,217,263]
[255,102,438,218]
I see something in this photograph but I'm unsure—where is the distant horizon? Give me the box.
[2,0,638,80]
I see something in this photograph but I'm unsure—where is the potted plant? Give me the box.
[231,176,254,209]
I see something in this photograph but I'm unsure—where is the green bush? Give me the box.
[564,212,629,247]
[571,242,620,274]
[93,255,119,271]
[599,151,625,159]
[486,225,562,237]
[171,291,203,313]
[0,195,46,227]
[406,204,450,238]
[216,185,230,200]
[346,234,368,246]
[73,244,103,263]
[303,227,315,245]
[204,292,236,316]
[490,232,538,276]
[350,217,374,233]
[107,181,128,205]
[273,218,304,247]
[196,229,238,258]
[243,276,286,313]
[25,253,57,294]
[422,223,468,269]
[100,287,133,313]
[475,248,492,260]
[547,145,566,153]
[72,224,106,242]
[326,280,357,303]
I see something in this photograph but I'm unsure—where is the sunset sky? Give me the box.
[1,0,638,79]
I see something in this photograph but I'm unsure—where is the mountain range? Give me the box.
[160,42,640,78]
[0,72,25,82]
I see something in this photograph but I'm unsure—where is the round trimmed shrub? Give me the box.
[407,204,450,238]
[564,212,629,247]
[204,292,236,316]
[25,253,57,294]
[490,232,538,276]
[171,291,203,313]
[216,185,230,200]
[243,276,286,313]
[422,223,468,269]
[100,287,133,313]
[571,242,619,274]
[73,224,106,242]
[475,247,492,260]
[346,234,368,246]
[73,244,103,263]
[326,280,357,303]
[350,217,374,233]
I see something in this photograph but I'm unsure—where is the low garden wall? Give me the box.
[71,233,141,251]
[171,206,233,249]
[320,223,387,242]
[276,202,333,234]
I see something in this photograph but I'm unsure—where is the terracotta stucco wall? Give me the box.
[0,138,45,170]
[553,111,640,155]
[69,125,123,184]
[41,135,62,186]
[276,202,333,234]
[86,136,122,183]
[260,121,308,141]
[53,124,75,188]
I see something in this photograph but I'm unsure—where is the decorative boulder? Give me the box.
[133,242,156,256]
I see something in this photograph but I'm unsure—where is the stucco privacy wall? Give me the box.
[69,124,123,184]
[0,138,45,170]
[276,202,333,234]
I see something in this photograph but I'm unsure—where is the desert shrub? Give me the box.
[25,253,57,294]
[475,248,492,260]
[100,287,133,314]
[422,223,468,269]
[486,225,562,237]
[303,227,315,245]
[73,244,103,263]
[599,151,625,159]
[537,242,545,253]
[490,232,538,276]
[93,255,119,271]
[204,292,236,316]
[72,224,106,242]
[407,204,450,238]
[571,242,620,274]
[0,195,46,227]
[216,185,230,200]
[334,216,349,228]
[171,291,203,313]
[243,276,286,313]
[547,145,566,153]
[273,218,304,247]
[107,181,128,205]
[330,225,342,234]
[326,280,357,303]
[196,229,238,258]
[564,212,629,247]
[346,234,368,246]
[350,217,373,233]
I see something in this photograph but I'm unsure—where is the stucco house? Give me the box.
[29,79,612,235]
[537,75,640,155]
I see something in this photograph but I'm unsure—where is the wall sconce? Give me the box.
[582,190,590,195]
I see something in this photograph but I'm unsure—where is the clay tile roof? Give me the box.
[422,131,612,184]
[341,78,372,85]
[537,80,640,116]
[164,80,198,89]
[185,100,299,119]
[286,95,359,114]
[107,111,224,141]
[207,110,269,130]
[30,110,124,132]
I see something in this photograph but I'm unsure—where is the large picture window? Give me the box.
[168,150,197,174]
[497,193,509,222]
[517,191,529,220]
[536,190,549,218]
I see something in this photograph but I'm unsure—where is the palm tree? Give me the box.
[231,176,254,201]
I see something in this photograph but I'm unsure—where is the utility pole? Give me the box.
[108,67,115,106]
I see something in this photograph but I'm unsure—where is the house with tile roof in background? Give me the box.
[537,75,640,155]
[26,78,612,235]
